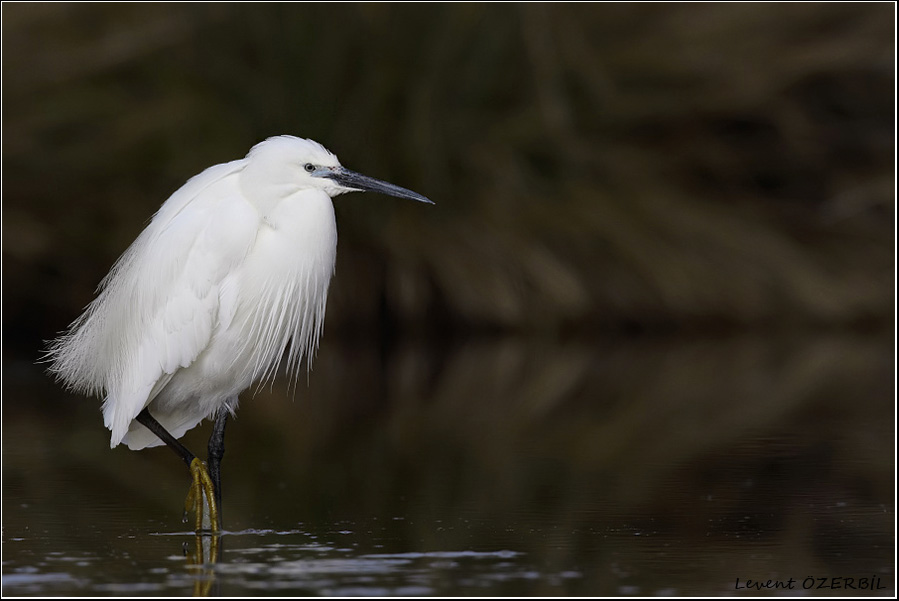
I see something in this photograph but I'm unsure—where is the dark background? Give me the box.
[3,3,893,347]
[2,4,895,596]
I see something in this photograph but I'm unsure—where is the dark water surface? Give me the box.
[2,334,894,596]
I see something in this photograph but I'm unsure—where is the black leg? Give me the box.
[136,407,221,532]
[136,408,196,467]
[207,409,229,523]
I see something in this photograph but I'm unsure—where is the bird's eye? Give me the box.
[304,163,316,173]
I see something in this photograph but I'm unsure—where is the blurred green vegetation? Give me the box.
[2,3,895,356]
[3,6,893,592]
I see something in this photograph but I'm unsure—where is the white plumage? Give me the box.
[48,136,431,451]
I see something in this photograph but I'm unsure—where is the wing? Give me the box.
[48,159,260,447]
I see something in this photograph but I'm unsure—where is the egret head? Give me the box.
[243,136,433,204]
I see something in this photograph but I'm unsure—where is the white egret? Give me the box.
[47,136,433,531]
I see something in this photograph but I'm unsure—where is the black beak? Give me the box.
[324,167,434,204]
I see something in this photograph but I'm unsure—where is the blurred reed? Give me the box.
[2,3,893,355]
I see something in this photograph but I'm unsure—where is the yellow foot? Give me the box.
[184,458,220,532]
[185,531,221,595]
